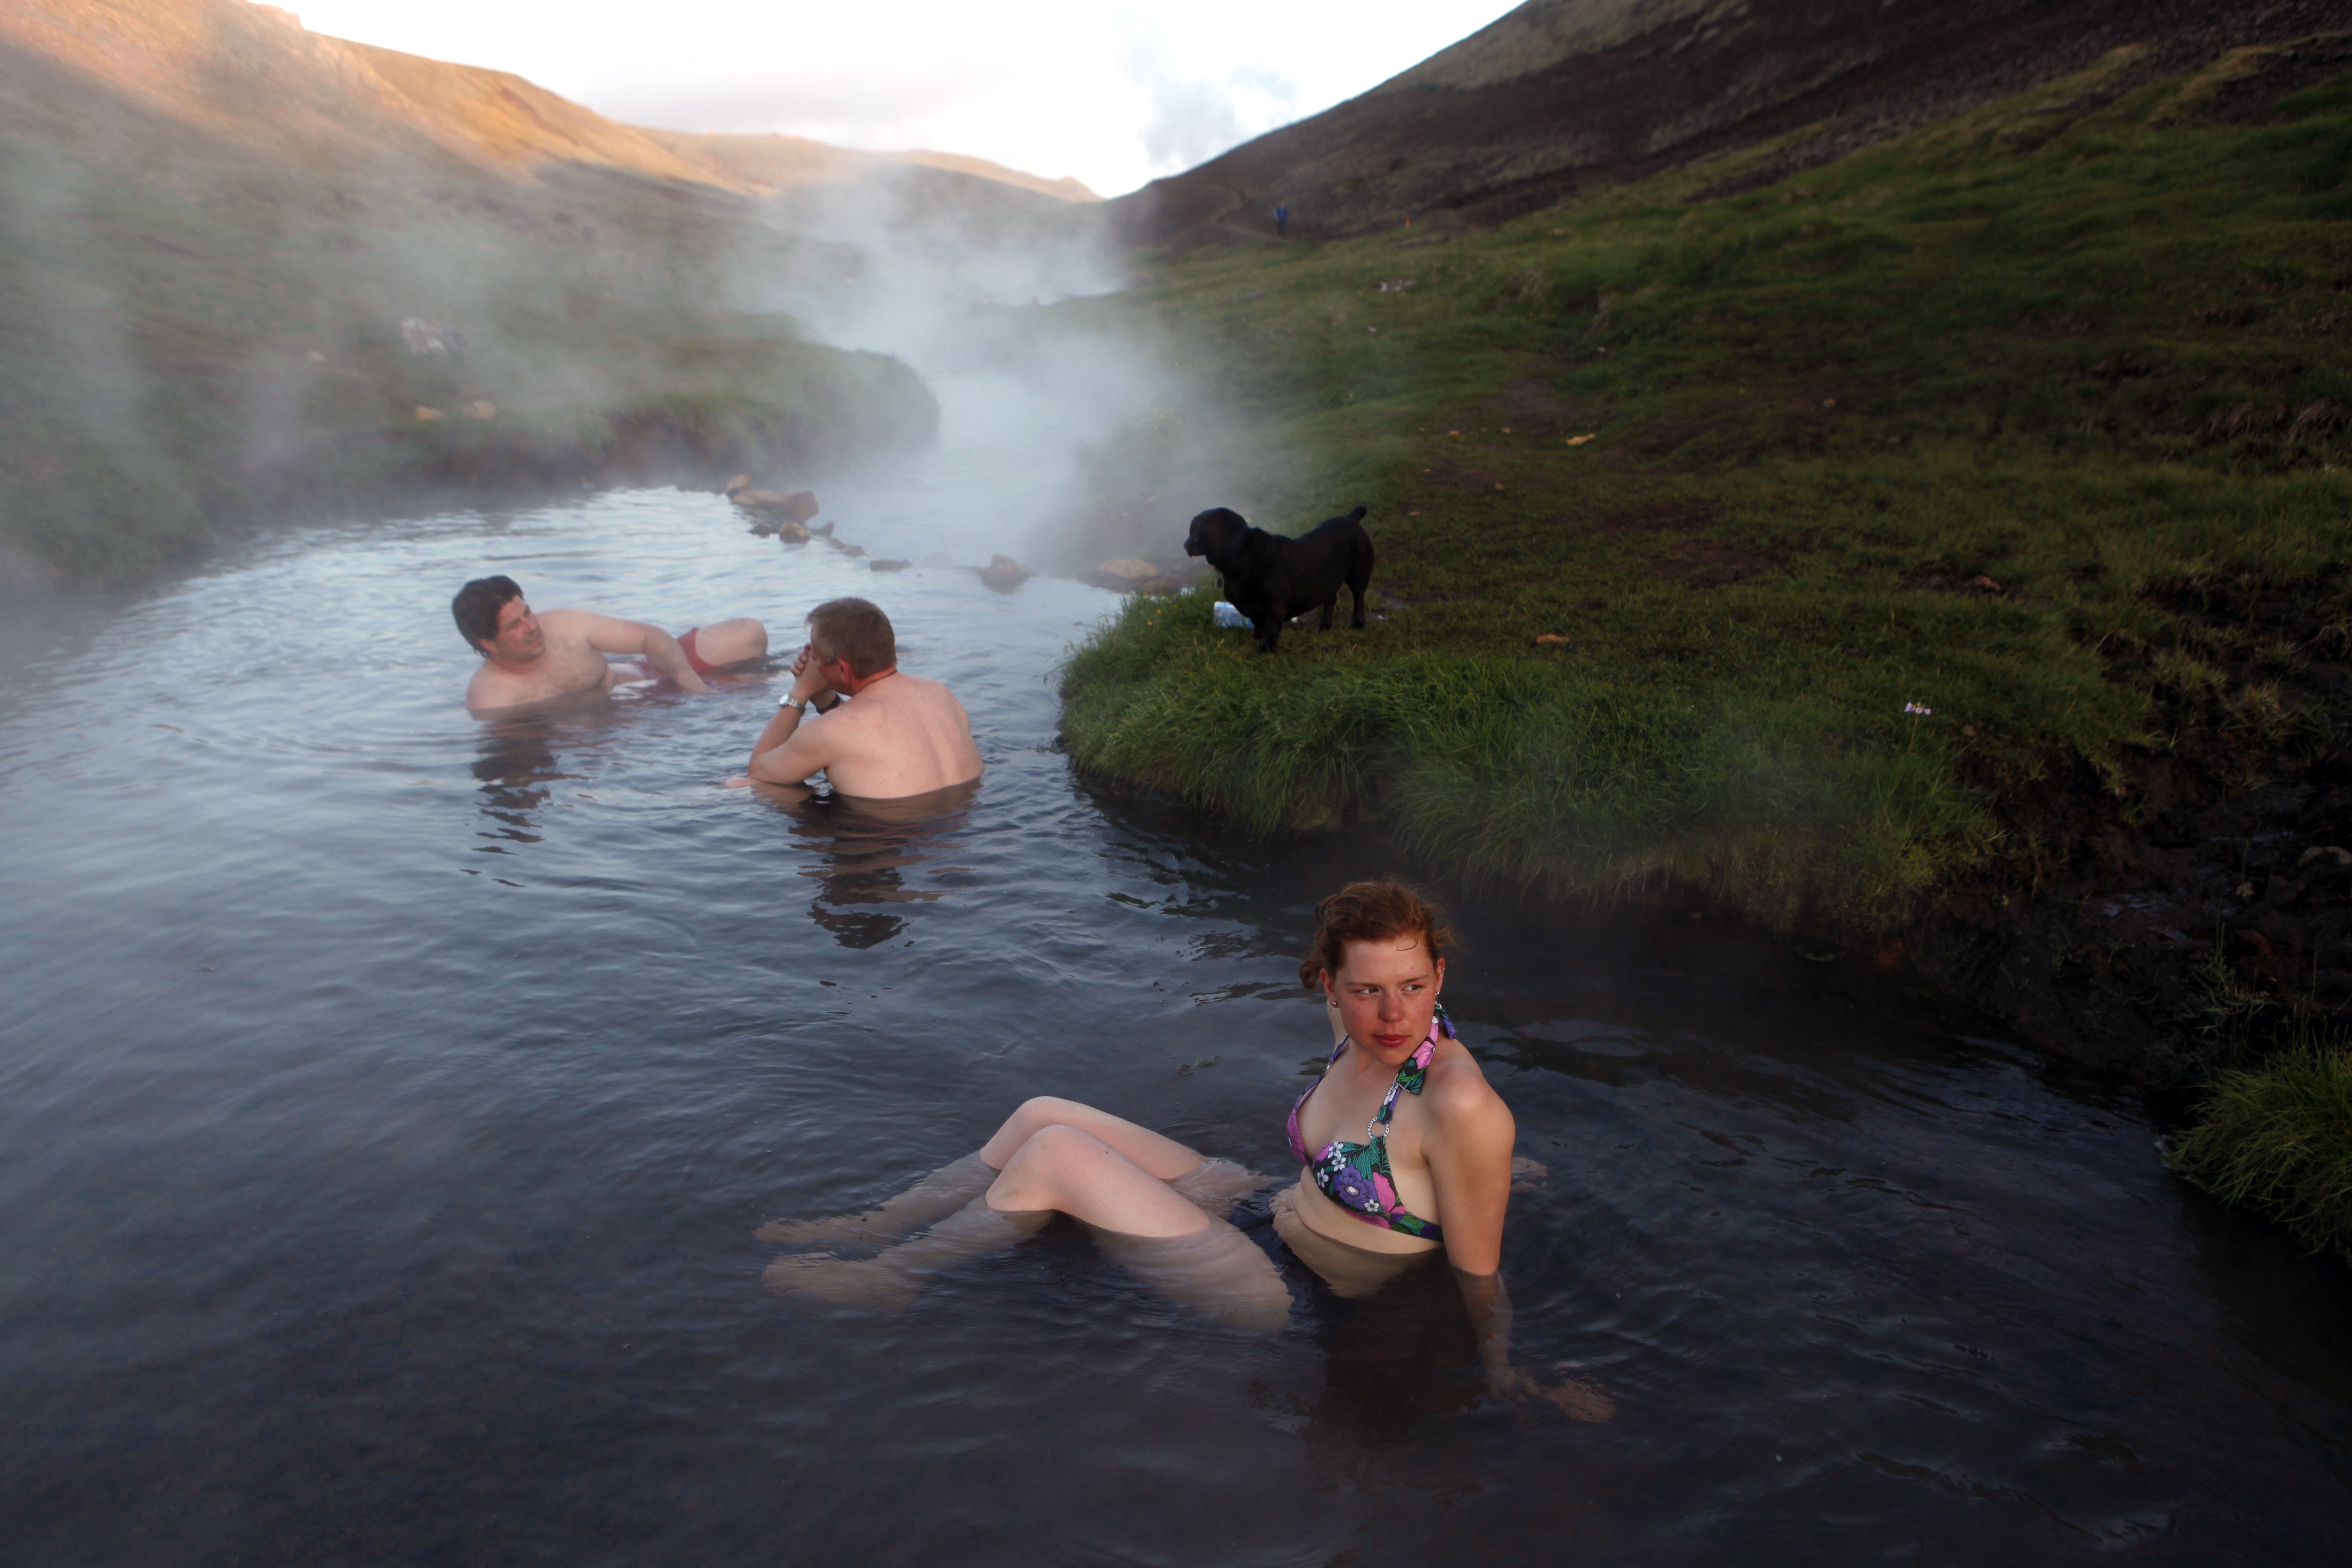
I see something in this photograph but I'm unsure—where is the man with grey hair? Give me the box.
[736,597,981,798]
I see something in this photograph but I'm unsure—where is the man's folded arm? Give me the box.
[572,611,711,691]
[746,711,828,784]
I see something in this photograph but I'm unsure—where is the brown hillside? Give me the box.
[1110,0,2352,246]
[0,0,1092,201]
[637,129,1097,204]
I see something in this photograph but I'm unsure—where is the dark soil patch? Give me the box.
[1898,561,2009,595]
[1913,746,2352,1075]
[1905,575,2352,1077]
[1488,377,1593,439]
[1585,501,1784,587]
[1589,500,1721,538]
[1644,542,1788,588]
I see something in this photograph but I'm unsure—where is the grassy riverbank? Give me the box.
[2169,1028,2352,1264]
[1058,46,2352,938]
[0,138,936,587]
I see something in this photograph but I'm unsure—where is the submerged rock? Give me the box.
[978,553,1031,592]
[1084,557,1192,593]
[732,488,820,524]
[748,513,810,542]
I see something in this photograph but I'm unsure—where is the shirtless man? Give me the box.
[736,597,982,799]
[454,575,767,715]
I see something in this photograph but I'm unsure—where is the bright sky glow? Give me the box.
[275,1,1526,197]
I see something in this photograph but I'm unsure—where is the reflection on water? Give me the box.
[470,721,568,847]
[1286,1262,1487,1450]
[0,444,2347,1565]
[755,779,979,949]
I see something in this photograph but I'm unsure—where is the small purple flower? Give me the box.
[1331,1170,1379,1211]
[1903,701,1932,716]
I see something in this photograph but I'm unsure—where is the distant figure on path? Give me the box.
[1275,201,1289,237]
[453,575,767,714]
[735,597,981,799]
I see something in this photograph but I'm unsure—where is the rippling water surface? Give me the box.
[3,376,2348,1565]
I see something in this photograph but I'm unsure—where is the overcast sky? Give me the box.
[279,1,1525,197]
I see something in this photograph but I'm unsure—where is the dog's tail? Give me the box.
[1347,504,1367,524]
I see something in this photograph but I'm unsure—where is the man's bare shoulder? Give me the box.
[465,666,533,714]
[531,607,597,642]
[901,671,970,714]
[870,669,953,699]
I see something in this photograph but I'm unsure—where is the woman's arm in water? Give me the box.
[1422,1068,1514,1276]
[1426,1073,1615,1419]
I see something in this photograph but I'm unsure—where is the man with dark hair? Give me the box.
[452,575,767,714]
[736,596,981,798]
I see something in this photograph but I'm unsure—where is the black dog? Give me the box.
[1183,504,1375,653]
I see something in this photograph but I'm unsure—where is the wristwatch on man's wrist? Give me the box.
[779,692,807,712]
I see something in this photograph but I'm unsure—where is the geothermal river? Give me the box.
[1,375,2347,1565]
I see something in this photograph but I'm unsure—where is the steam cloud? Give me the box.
[725,163,1259,574]
[1124,44,1300,177]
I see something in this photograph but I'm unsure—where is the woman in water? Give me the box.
[763,879,1609,1417]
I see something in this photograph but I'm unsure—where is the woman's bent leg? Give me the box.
[766,1127,1200,1310]
[759,1098,1210,1247]
[756,1152,995,1246]
[1088,1221,1292,1333]
[764,1197,1050,1309]
[763,1107,1273,1316]
[979,1097,1206,1182]
[984,1124,1213,1238]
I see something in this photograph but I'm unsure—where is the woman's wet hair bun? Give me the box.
[1299,879,1453,988]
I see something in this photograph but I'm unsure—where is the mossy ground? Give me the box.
[1057,46,2352,936]
[0,139,934,585]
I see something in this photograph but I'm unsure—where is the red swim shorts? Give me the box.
[675,626,719,675]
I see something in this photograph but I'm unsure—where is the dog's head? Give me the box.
[1183,507,1248,561]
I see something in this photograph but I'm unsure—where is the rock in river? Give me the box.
[733,488,820,525]
[978,554,1031,592]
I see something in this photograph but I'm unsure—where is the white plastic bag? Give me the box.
[1212,601,1251,629]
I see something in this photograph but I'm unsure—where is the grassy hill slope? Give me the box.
[1057,44,2352,1071]
[1109,0,2352,246]
[0,126,940,586]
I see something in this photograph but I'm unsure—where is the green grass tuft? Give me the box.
[2168,1034,2352,1264]
[1063,589,1992,926]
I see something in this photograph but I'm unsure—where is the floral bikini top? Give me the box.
[1284,1010,1453,1241]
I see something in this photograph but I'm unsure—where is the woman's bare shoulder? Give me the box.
[1424,1043,1513,1136]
